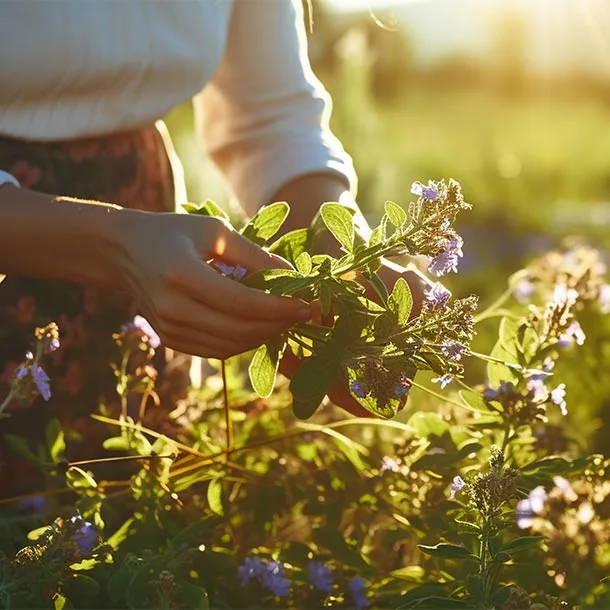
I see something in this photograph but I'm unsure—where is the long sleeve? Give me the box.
[193,0,357,216]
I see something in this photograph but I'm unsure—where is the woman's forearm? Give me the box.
[0,184,131,289]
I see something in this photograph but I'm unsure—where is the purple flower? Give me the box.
[261,561,291,598]
[348,577,369,610]
[431,374,453,389]
[16,365,28,381]
[122,315,161,349]
[449,475,466,500]
[483,387,500,402]
[18,495,49,513]
[429,235,464,277]
[350,380,368,398]
[308,561,333,593]
[516,486,547,529]
[237,556,265,586]
[70,517,98,556]
[550,383,567,416]
[441,340,467,361]
[48,337,60,352]
[526,376,548,402]
[425,282,451,310]
[514,278,535,303]
[411,181,438,201]
[17,362,52,401]
[215,261,248,281]
[557,321,586,347]
[380,456,401,473]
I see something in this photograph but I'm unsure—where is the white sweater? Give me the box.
[0,0,356,213]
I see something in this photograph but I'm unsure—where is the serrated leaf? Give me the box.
[388,278,413,325]
[320,203,354,252]
[385,200,407,228]
[417,543,473,559]
[289,356,339,403]
[207,478,224,516]
[241,201,289,246]
[249,339,284,398]
[501,535,544,554]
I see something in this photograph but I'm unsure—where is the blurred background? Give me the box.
[166,0,610,303]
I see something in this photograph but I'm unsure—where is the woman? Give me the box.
[0,0,426,436]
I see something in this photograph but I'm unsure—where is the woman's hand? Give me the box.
[118,211,312,360]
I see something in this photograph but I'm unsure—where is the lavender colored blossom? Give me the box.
[70,517,98,556]
[428,235,464,277]
[516,486,547,529]
[122,315,161,349]
[425,282,451,310]
[526,376,548,403]
[348,577,369,610]
[350,380,368,398]
[449,475,466,500]
[237,556,265,586]
[558,320,586,347]
[215,261,248,281]
[483,387,500,402]
[441,340,467,361]
[260,561,291,598]
[410,181,438,201]
[380,456,401,473]
[550,383,567,416]
[31,364,51,401]
[16,366,28,381]
[553,476,578,502]
[308,561,333,593]
[513,278,535,303]
[431,374,453,389]
[48,337,60,352]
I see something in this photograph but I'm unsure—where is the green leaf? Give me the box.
[207,478,224,516]
[407,412,450,439]
[320,203,354,252]
[399,597,469,609]
[242,268,312,296]
[249,339,284,398]
[241,201,289,246]
[269,228,310,265]
[417,543,473,560]
[66,466,97,489]
[182,199,229,220]
[45,418,66,463]
[391,566,425,582]
[466,574,485,602]
[388,278,413,325]
[319,281,333,317]
[384,200,407,228]
[175,583,209,610]
[501,535,544,554]
[488,586,514,606]
[4,434,40,464]
[102,436,130,452]
[487,338,519,388]
[289,355,339,404]
[293,396,325,419]
[295,251,312,275]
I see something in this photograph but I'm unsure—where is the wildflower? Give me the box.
[598,283,610,313]
[516,486,547,529]
[526,376,548,403]
[348,577,369,610]
[553,283,579,307]
[308,561,333,593]
[483,387,500,401]
[431,374,453,389]
[215,261,248,280]
[549,384,567,416]
[237,556,265,586]
[16,361,51,401]
[440,340,467,361]
[380,456,401,473]
[557,320,586,347]
[514,277,535,303]
[70,517,98,556]
[350,380,368,398]
[411,181,438,201]
[425,282,451,310]
[35,322,60,353]
[450,475,466,499]
[121,315,161,349]
[553,476,578,502]
[260,561,291,598]
[429,235,464,277]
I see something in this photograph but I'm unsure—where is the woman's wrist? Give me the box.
[0,185,136,290]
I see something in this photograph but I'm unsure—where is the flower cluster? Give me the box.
[308,561,333,593]
[215,261,248,280]
[119,314,161,350]
[238,557,291,598]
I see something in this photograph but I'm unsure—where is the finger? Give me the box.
[167,256,312,323]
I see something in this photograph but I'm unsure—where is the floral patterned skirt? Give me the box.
[0,124,188,494]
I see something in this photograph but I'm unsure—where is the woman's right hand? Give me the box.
[116,211,312,359]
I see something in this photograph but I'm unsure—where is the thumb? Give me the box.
[212,223,294,273]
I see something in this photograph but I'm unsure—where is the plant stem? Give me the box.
[0,387,16,416]
[473,286,516,323]
[221,359,232,457]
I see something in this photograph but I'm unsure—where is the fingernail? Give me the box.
[297,307,312,322]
